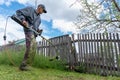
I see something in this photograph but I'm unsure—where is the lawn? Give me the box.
[0,50,120,80]
[0,65,120,80]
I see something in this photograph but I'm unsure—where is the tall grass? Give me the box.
[0,48,24,66]
[0,48,66,70]
[33,55,66,70]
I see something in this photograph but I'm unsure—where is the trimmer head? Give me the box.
[49,56,60,61]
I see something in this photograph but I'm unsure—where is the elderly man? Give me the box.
[15,4,47,71]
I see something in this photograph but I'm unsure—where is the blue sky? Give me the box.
[0,0,80,45]
[0,1,64,37]
[0,0,119,45]
[41,20,65,37]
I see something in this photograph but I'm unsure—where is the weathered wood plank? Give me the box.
[109,33,115,75]
[91,33,95,73]
[88,34,92,73]
[106,33,112,75]
[113,33,120,76]
[103,33,109,75]
[96,33,100,75]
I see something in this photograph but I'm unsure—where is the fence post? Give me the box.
[71,34,78,65]
[68,36,75,70]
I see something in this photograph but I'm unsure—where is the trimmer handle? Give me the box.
[11,15,29,29]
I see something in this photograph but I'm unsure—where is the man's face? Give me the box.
[38,7,44,14]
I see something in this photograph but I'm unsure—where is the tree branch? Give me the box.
[84,0,98,19]
[97,19,120,22]
[112,0,120,12]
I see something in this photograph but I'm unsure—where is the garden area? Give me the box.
[0,0,120,80]
[0,50,120,80]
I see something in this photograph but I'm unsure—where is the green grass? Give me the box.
[0,65,120,80]
[0,49,24,66]
[33,55,66,70]
[0,49,120,80]
[0,49,66,70]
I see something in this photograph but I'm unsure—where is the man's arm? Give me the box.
[16,7,32,27]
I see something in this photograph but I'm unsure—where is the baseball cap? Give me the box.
[38,4,47,13]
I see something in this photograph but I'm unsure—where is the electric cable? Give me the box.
[3,16,17,67]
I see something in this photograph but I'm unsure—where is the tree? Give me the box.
[72,0,120,33]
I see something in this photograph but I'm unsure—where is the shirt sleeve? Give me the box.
[16,7,32,22]
[34,17,41,30]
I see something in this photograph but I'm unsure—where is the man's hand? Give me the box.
[37,29,43,36]
[22,20,28,28]
[37,29,43,33]
[34,29,43,37]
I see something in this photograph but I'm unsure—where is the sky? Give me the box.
[0,0,82,45]
[0,0,119,46]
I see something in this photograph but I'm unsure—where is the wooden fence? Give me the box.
[37,35,73,64]
[72,33,120,76]
[0,33,120,76]
[0,44,24,52]
[38,33,120,76]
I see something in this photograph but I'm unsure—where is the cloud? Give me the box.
[0,14,52,45]
[0,0,4,5]
[0,0,80,32]
[0,0,14,6]
[53,19,79,33]
[34,0,80,34]
[16,0,29,4]
[16,0,80,32]
[0,0,82,45]
[37,0,80,22]
[0,0,24,6]
[0,15,25,45]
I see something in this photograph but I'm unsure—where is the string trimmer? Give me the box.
[11,14,60,61]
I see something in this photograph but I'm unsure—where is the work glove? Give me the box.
[34,29,43,37]
[37,29,43,36]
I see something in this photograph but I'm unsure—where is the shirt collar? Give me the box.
[34,9,40,16]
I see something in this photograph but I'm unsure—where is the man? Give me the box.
[15,4,47,71]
